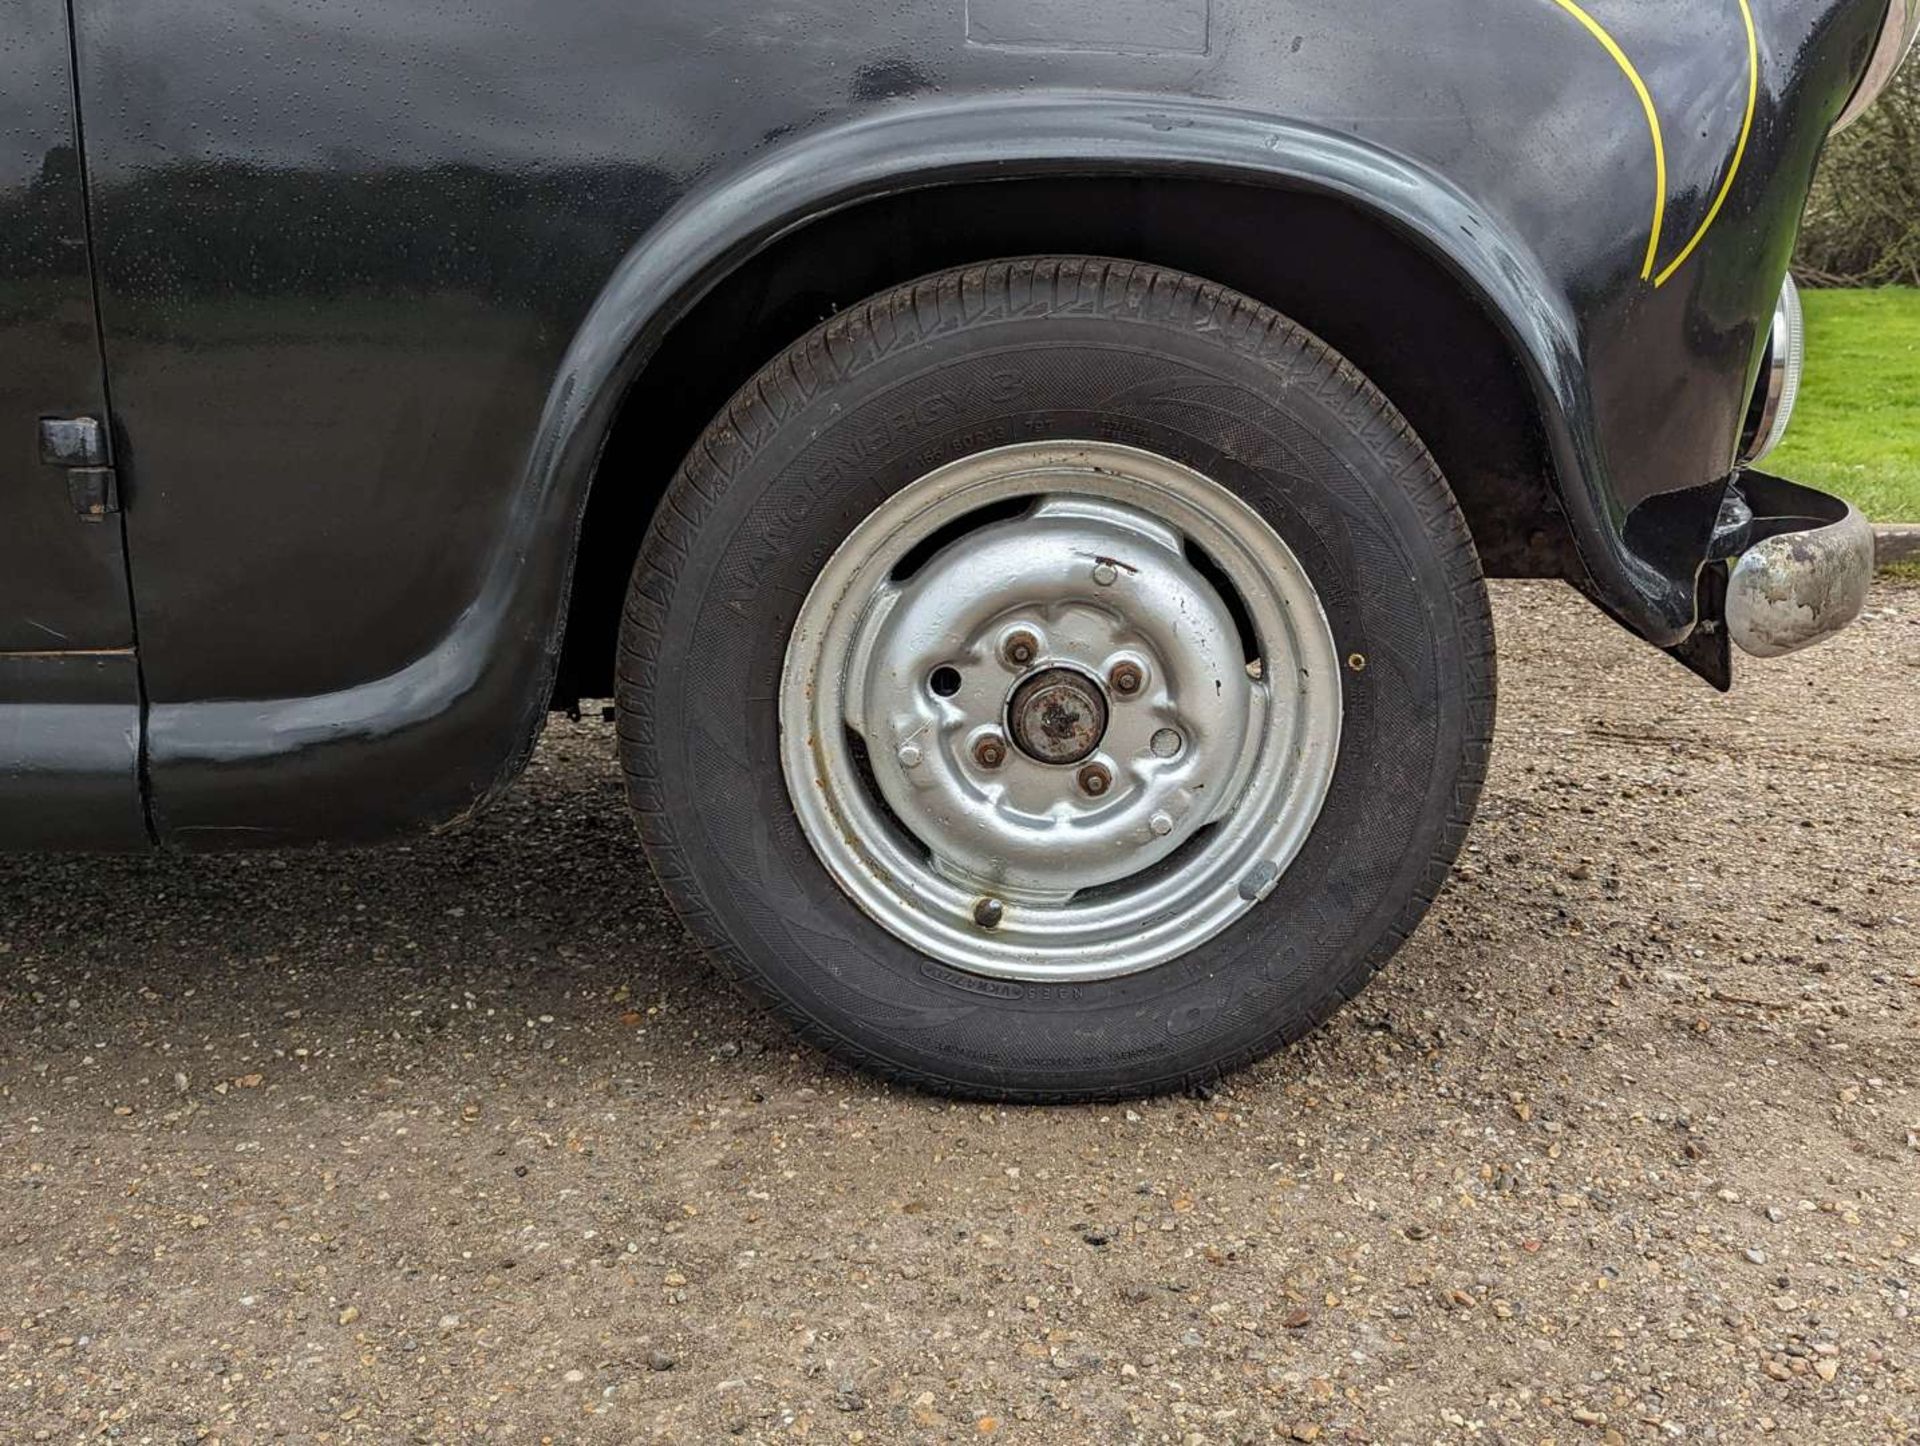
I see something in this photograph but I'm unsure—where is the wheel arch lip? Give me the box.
[146,91,1653,845]
[544,88,1637,627]
[515,91,1668,829]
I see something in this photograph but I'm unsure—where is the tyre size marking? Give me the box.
[919,962,1025,999]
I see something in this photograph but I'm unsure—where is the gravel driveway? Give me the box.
[3,579,1917,1444]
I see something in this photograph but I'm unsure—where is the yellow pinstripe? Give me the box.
[1546,0,1668,281]
[1654,0,1759,288]
[1543,0,1760,288]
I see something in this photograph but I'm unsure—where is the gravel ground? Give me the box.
[2,579,1917,1445]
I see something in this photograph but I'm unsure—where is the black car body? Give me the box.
[1,0,1892,849]
[0,0,1903,1095]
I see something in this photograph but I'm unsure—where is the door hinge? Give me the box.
[38,416,119,522]
[67,466,120,521]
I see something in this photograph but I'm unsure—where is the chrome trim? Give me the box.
[1725,476,1875,660]
[1833,0,1919,133]
[1742,275,1805,465]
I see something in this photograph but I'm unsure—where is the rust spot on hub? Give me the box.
[1008,667,1108,766]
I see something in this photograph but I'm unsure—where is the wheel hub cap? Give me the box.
[1008,667,1107,765]
[780,442,1343,982]
[855,494,1253,903]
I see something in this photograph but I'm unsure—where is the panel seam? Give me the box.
[62,0,159,845]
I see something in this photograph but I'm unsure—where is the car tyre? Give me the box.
[617,257,1494,1101]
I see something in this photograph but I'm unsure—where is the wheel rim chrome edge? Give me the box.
[779,441,1342,982]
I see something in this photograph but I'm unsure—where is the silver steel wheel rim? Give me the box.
[779,441,1342,982]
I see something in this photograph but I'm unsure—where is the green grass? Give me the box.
[1767,286,1920,521]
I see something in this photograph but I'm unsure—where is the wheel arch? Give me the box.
[538,95,1612,706]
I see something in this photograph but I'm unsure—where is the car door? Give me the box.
[0,2,144,850]
[0,1,129,653]
[66,0,678,843]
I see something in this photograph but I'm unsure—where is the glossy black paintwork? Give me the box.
[0,651,144,848]
[0,0,1888,849]
[0,3,127,652]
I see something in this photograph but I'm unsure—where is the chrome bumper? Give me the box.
[1723,472,1875,660]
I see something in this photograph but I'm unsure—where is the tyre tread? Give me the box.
[617,257,1495,1102]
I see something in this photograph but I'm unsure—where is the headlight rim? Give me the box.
[1741,275,1805,467]
[1833,0,1920,134]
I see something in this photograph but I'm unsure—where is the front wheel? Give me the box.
[617,257,1494,1100]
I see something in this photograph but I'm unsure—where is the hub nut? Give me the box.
[1108,662,1143,696]
[973,736,1008,770]
[1001,630,1040,668]
[1076,762,1112,797]
[1008,667,1109,766]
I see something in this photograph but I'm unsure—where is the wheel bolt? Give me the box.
[1002,630,1040,668]
[973,736,1007,770]
[897,743,923,769]
[1108,662,1143,696]
[1149,811,1175,837]
[1091,561,1119,587]
[1150,728,1184,759]
[973,897,1004,929]
[1076,762,1112,797]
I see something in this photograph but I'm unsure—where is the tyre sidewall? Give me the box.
[638,285,1483,1096]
